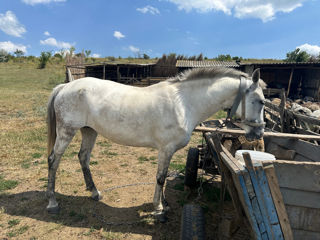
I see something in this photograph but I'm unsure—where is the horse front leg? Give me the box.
[153,148,174,223]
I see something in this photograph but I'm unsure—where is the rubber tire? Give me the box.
[184,148,199,188]
[180,204,206,240]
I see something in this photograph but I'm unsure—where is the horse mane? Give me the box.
[167,67,248,83]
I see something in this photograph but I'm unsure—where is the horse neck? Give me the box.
[176,77,241,129]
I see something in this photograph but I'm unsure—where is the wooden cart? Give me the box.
[186,120,320,240]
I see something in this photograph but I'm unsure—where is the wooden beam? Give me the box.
[280,89,286,133]
[286,68,294,97]
[194,126,320,141]
[263,164,294,240]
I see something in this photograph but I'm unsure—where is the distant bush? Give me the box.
[39,51,52,69]
[107,56,116,61]
[0,49,9,62]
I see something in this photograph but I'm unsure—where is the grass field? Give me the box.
[0,61,240,239]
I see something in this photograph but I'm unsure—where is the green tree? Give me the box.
[0,49,9,62]
[39,51,52,69]
[14,49,24,58]
[216,54,232,61]
[143,53,150,59]
[69,46,75,56]
[85,50,91,58]
[285,48,310,62]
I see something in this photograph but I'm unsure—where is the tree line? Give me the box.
[1,47,320,69]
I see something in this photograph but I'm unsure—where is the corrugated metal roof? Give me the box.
[176,60,240,68]
[240,61,320,66]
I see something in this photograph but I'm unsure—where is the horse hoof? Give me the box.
[47,205,60,214]
[154,212,168,223]
[92,191,102,201]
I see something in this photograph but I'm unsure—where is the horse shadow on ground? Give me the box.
[0,177,184,239]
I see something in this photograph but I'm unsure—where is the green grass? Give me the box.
[211,109,227,119]
[8,219,20,228]
[0,176,19,191]
[7,225,29,237]
[138,156,149,163]
[169,162,185,172]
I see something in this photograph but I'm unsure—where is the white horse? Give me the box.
[46,67,265,221]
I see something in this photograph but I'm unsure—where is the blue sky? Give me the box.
[1,0,320,59]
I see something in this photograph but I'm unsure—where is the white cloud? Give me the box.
[0,41,27,53]
[91,53,101,58]
[137,5,160,15]
[44,31,50,36]
[0,11,26,37]
[22,0,66,5]
[40,37,74,49]
[129,45,140,53]
[113,31,125,40]
[165,0,304,22]
[297,43,320,56]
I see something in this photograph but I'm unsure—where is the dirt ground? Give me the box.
[0,133,250,240]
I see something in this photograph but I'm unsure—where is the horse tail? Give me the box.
[47,84,66,156]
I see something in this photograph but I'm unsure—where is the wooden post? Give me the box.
[280,88,286,132]
[286,68,294,98]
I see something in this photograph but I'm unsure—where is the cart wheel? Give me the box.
[180,204,206,240]
[184,148,199,188]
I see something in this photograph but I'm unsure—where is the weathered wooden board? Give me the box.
[243,153,278,239]
[292,229,320,240]
[269,160,320,193]
[255,166,284,240]
[281,188,320,209]
[269,138,320,162]
[266,142,296,160]
[263,165,293,240]
[286,205,320,233]
[194,126,320,141]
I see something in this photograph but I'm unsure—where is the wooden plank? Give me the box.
[280,188,320,209]
[269,160,320,193]
[295,127,320,136]
[286,109,320,126]
[265,142,296,160]
[263,165,293,240]
[255,166,284,240]
[243,153,274,239]
[242,171,268,239]
[270,138,320,162]
[286,68,294,97]
[238,174,264,240]
[194,126,320,141]
[286,205,320,232]
[292,229,320,240]
[265,101,281,112]
[211,135,261,239]
[280,89,286,133]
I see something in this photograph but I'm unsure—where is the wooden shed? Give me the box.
[242,62,320,101]
[66,62,155,85]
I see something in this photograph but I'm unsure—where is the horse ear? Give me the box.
[252,68,260,83]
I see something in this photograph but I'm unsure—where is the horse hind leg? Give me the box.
[47,127,76,213]
[78,127,101,201]
[153,148,175,223]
